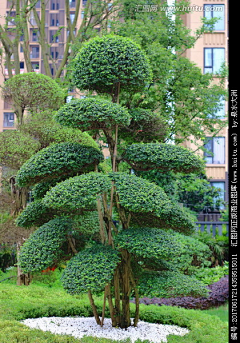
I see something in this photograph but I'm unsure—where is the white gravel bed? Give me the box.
[21,316,189,342]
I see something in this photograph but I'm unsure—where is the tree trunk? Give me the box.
[9,176,28,216]
[121,250,132,328]
[16,242,31,286]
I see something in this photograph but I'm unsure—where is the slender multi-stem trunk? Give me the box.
[91,82,139,329]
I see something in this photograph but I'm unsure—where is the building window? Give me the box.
[204,137,225,164]
[204,48,225,74]
[30,46,39,58]
[3,112,14,127]
[204,5,225,31]
[210,181,225,209]
[32,31,39,42]
[208,95,225,119]
[6,11,16,26]
[31,62,39,70]
[70,13,75,23]
[20,61,24,69]
[51,32,59,43]
[69,0,76,8]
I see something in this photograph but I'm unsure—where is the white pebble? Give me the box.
[22,316,189,342]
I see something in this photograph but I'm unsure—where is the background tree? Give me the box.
[16,35,207,329]
[135,170,226,215]
[0,0,120,79]
[1,72,66,126]
[110,0,228,149]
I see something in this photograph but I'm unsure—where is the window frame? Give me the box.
[204,47,225,74]
[203,4,225,31]
[204,136,225,164]
[3,112,15,127]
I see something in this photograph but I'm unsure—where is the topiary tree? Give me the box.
[16,35,206,329]
[1,72,66,126]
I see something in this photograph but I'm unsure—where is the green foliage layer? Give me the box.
[138,270,209,298]
[43,173,112,212]
[124,143,204,173]
[71,34,152,94]
[32,177,69,200]
[61,245,120,294]
[0,130,40,170]
[56,97,131,130]
[19,217,73,272]
[15,200,55,228]
[111,173,195,233]
[116,227,181,262]
[20,113,99,149]
[16,143,103,187]
[118,108,167,143]
[116,228,211,272]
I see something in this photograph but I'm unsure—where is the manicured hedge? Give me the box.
[123,143,205,173]
[61,245,121,294]
[16,143,103,187]
[56,97,131,130]
[19,217,73,272]
[71,35,152,94]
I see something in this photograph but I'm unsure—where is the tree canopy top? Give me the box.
[71,34,152,95]
[2,72,66,113]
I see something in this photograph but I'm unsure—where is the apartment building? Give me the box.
[0,0,87,131]
[181,0,228,216]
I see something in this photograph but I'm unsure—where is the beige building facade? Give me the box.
[181,0,228,206]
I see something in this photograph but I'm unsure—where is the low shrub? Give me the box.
[191,262,229,285]
[133,276,228,310]
[138,271,209,298]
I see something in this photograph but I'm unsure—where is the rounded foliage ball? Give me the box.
[71,35,152,94]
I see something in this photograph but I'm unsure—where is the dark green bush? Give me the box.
[16,143,103,187]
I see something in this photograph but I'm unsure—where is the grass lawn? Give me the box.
[204,303,229,323]
[0,270,228,343]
